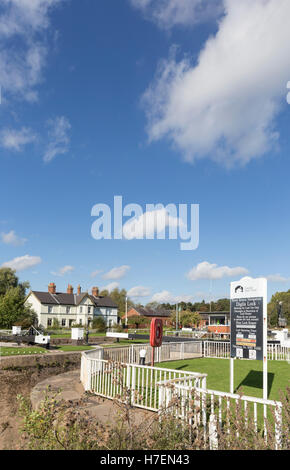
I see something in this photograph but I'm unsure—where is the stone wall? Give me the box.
[0,351,81,370]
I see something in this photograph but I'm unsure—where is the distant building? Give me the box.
[125,306,171,326]
[25,283,118,328]
[198,311,230,333]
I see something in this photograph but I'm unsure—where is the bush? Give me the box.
[92,316,106,332]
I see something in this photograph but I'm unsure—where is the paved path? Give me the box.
[30,370,155,426]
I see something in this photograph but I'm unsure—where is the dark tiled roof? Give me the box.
[133,307,171,318]
[31,291,117,308]
[89,295,118,308]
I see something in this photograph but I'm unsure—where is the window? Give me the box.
[66,307,71,314]
[88,307,91,314]
[62,319,66,327]
[47,318,52,326]
[48,306,53,314]
[80,307,83,313]
[79,319,82,326]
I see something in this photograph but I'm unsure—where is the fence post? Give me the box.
[131,365,136,405]
[86,358,92,391]
[275,402,283,450]
[209,414,218,450]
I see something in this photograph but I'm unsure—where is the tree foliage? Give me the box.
[268,290,290,327]
[0,267,34,328]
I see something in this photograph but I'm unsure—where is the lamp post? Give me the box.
[125,296,128,327]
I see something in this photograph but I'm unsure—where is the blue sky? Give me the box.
[1,0,290,303]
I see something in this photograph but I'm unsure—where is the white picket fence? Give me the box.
[102,341,203,364]
[203,341,290,361]
[158,378,283,450]
[83,355,207,412]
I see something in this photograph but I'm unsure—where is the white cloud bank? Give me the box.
[0,127,36,151]
[127,286,151,298]
[186,261,248,281]
[51,265,75,276]
[0,0,65,101]
[266,274,290,282]
[100,282,119,293]
[142,0,290,166]
[1,230,27,246]
[123,208,184,240]
[151,290,195,304]
[130,0,222,29]
[102,265,131,280]
[2,254,42,271]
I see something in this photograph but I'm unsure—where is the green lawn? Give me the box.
[0,344,95,356]
[0,346,47,356]
[102,339,149,347]
[157,357,289,401]
[54,345,95,352]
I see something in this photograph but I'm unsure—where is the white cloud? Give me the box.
[1,230,27,246]
[0,127,36,151]
[127,286,151,298]
[186,261,248,281]
[130,0,222,29]
[2,254,42,271]
[142,0,290,166]
[51,265,75,277]
[123,208,184,240]
[91,269,103,278]
[151,290,194,304]
[102,265,130,280]
[266,274,290,282]
[151,289,229,304]
[100,282,119,293]
[0,0,64,101]
[43,116,71,163]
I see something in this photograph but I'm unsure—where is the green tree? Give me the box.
[0,286,36,329]
[0,267,29,297]
[268,290,290,327]
[179,310,201,328]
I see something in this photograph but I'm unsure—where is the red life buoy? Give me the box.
[150,318,163,347]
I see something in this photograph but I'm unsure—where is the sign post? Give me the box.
[230,277,267,399]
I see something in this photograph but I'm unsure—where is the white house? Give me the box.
[25,283,119,329]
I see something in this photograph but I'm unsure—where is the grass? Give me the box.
[102,339,149,347]
[156,357,290,402]
[0,344,95,356]
[0,346,47,356]
[53,345,95,352]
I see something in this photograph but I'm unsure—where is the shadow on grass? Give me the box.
[235,370,274,397]
[174,364,190,371]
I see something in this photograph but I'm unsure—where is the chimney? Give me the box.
[77,285,81,295]
[67,284,73,294]
[48,283,56,294]
[92,286,99,297]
